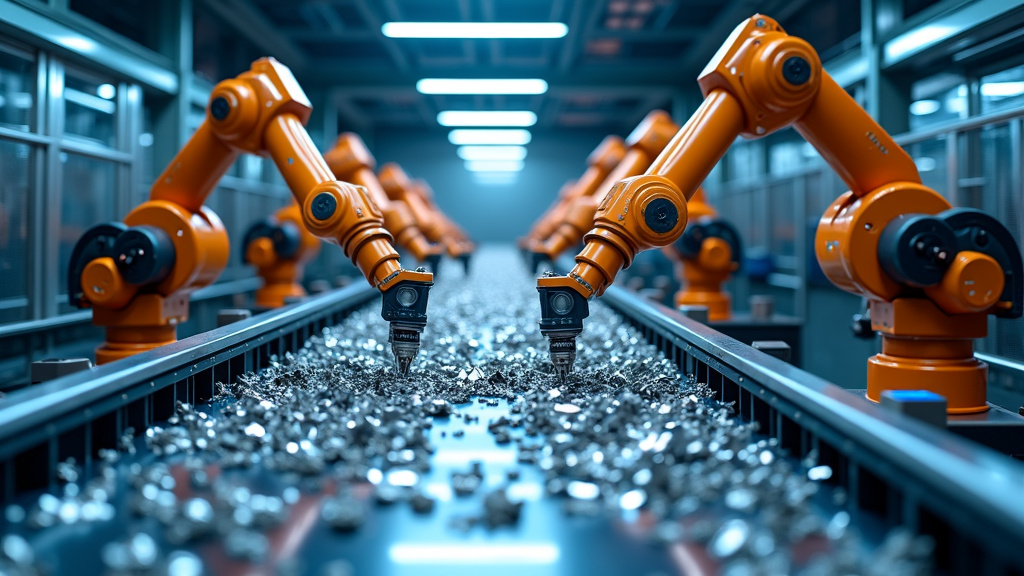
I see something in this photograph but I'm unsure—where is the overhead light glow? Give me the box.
[465,160,524,172]
[438,110,537,127]
[909,99,940,115]
[885,24,956,62]
[56,35,97,53]
[417,79,548,95]
[981,81,1024,98]
[383,22,568,39]
[473,173,518,186]
[449,129,531,146]
[97,84,116,100]
[389,543,559,564]
[457,146,528,161]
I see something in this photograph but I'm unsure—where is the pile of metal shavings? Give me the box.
[3,247,934,576]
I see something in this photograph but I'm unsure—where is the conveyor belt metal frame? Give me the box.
[1,281,1024,573]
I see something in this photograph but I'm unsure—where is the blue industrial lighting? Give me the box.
[96,83,116,99]
[448,129,531,145]
[417,79,548,95]
[457,146,528,161]
[382,22,568,39]
[909,99,940,115]
[438,110,537,127]
[465,160,525,172]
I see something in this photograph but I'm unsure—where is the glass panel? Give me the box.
[905,137,948,198]
[726,142,763,185]
[769,181,796,263]
[59,153,117,300]
[980,63,1024,115]
[64,68,117,148]
[909,74,966,131]
[0,44,35,132]
[0,140,30,321]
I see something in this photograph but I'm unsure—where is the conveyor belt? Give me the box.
[1,247,1023,575]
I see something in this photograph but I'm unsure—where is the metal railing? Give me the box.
[601,285,1024,574]
[0,282,379,501]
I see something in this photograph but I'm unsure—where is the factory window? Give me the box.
[980,63,1024,115]
[0,140,30,322]
[63,67,118,148]
[69,0,159,51]
[57,153,118,308]
[909,73,967,131]
[0,44,36,132]
[905,138,948,198]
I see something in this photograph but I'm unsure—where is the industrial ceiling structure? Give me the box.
[205,0,873,133]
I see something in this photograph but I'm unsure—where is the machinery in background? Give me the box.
[67,58,432,376]
[518,180,575,256]
[529,111,679,274]
[537,14,1023,411]
[522,135,626,271]
[378,163,475,273]
[242,202,321,309]
[660,187,742,321]
[324,133,443,274]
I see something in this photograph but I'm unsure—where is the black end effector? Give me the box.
[675,218,743,267]
[530,251,551,274]
[458,253,471,275]
[422,253,443,277]
[537,282,590,383]
[241,220,301,263]
[879,208,1023,318]
[381,276,433,377]
[68,223,175,307]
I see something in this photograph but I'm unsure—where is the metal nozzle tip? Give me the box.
[548,336,577,384]
[389,325,422,378]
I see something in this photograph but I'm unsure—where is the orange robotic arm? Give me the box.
[539,15,1023,409]
[660,187,742,321]
[377,163,474,273]
[519,180,574,253]
[324,134,443,273]
[68,58,432,375]
[413,179,475,272]
[242,202,321,309]
[531,111,680,273]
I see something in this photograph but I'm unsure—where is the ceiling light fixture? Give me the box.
[382,22,568,39]
[909,99,940,115]
[465,160,525,172]
[417,79,548,95]
[457,146,528,161]
[438,110,537,127]
[449,129,531,146]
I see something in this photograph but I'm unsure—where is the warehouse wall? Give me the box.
[372,127,612,243]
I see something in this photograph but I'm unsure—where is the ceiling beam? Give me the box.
[559,0,605,72]
[201,0,308,73]
[351,0,410,72]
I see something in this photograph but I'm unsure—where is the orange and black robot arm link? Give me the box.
[534,110,681,273]
[661,187,742,321]
[521,180,574,250]
[526,136,626,271]
[243,202,321,309]
[69,58,432,370]
[325,134,443,272]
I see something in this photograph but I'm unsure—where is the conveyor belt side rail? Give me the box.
[0,284,378,502]
[601,285,1024,575]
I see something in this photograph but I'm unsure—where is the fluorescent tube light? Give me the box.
[981,81,1024,98]
[449,129,531,145]
[438,110,537,127]
[417,79,548,95]
[457,146,528,161]
[465,160,524,172]
[473,172,518,186]
[383,22,568,39]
